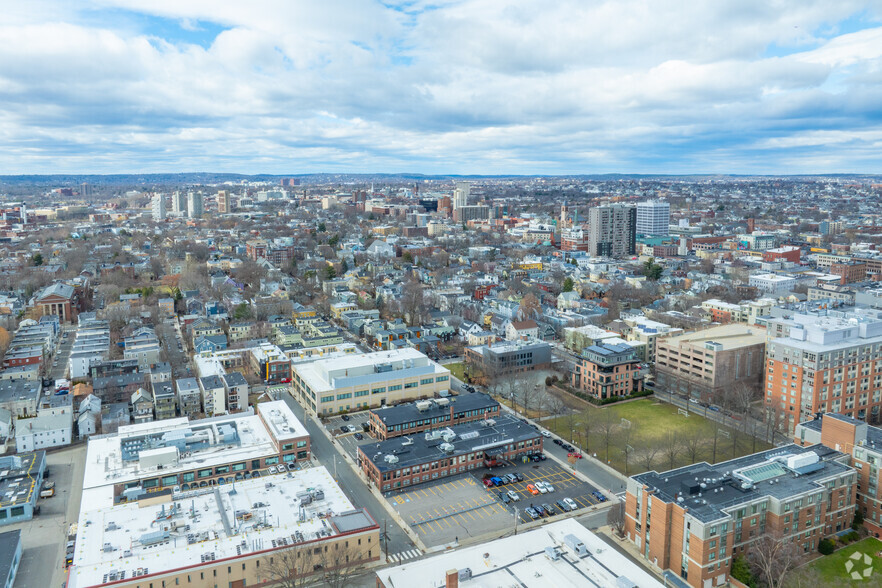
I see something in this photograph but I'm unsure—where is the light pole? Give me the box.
[514,506,519,535]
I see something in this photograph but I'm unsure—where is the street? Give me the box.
[278,391,417,560]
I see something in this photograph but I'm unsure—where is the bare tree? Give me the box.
[517,293,541,321]
[747,532,803,588]
[620,421,637,476]
[661,430,683,470]
[683,430,708,464]
[635,444,661,474]
[260,543,320,588]
[597,409,617,463]
[606,500,627,537]
[400,274,425,326]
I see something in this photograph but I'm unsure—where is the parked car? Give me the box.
[553,438,563,445]
[482,478,495,488]
[347,425,357,433]
[563,497,578,510]
[506,473,518,483]
[536,482,549,494]
[341,414,351,421]
[354,432,364,440]
[555,500,570,513]
[568,452,583,459]
[592,491,607,502]
[491,476,504,486]
[507,490,520,501]
[525,507,539,519]
[268,466,278,474]
[526,484,540,495]
[542,502,555,515]
[534,504,546,516]
[540,430,551,438]
[514,472,524,482]
[500,492,511,504]
[339,427,348,434]
[287,462,297,471]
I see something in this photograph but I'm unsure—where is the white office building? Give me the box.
[150,194,166,221]
[749,273,797,297]
[636,200,670,236]
[452,181,470,209]
[171,191,187,216]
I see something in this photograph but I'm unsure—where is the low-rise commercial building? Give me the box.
[0,453,46,527]
[358,413,542,491]
[81,400,309,498]
[626,444,856,588]
[368,393,500,440]
[749,273,797,297]
[67,467,378,588]
[378,518,662,588]
[292,348,450,416]
[463,340,552,381]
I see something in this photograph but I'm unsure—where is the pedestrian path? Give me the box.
[388,549,422,564]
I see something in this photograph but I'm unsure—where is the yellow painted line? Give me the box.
[420,489,429,498]
[458,513,469,525]
[466,510,477,521]
[475,509,485,519]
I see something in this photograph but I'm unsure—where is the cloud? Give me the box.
[0,0,879,173]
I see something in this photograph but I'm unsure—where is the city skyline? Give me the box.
[1,1,881,175]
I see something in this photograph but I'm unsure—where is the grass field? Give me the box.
[545,398,771,476]
[810,538,882,586]
[446,362,467,382]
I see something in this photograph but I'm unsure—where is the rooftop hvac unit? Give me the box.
[384,454,399,464]
[415,400,433,412]
[441,431,456,442]
[435,398,450,407]
[402,437,414,446]
[545,546,562,561]
[458,568,472,581]
[484,419,496,427]
[439,443,455,453]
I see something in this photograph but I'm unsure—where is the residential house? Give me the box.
[130,388,154,424]
[505,319,539,341]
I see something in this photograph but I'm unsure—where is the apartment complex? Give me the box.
[464,339,551,380]
[358,413,541,491]
[636,200,670,237]
[292,348,451,416]
[626,444,856,588]
[655,324,766,402]
[368,393,500,440]
[67,467,379,588]
[587,204,636,257]
[765,308,882,432]
[796,413,882,538]
[571,342,644,400]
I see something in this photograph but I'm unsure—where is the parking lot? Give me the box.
[388,474,515,547]
[324,411,375,460]
[470,459,607,524]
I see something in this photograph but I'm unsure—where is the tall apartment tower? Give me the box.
[187,191,203,218]
[151,193,167,220]
[452,181,470,210]
[217,190,231,214]
[172,191,187,216]
[636,200,670,236]
[587,204,636,257]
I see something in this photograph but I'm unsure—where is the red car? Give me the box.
[568,452,583,459]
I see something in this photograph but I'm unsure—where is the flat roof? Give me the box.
[0,452,45,508]
[661,324,766,351]
[69,467,373,588]
[377,518,662,588]
[371,393,498,427]
[632,444,851,523]
[82,406,305,490]
[257,400,308,441]
[360,413,540,473]
[0,530,20,584]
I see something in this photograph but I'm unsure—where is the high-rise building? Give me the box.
[171,191,187,216]
[586,204,636,257]
[636,200,670,236]
[765,307,882,433]
[187,191,203,218]
[452,181,470,209]
[217,190,230,214]
[151,193,166,221]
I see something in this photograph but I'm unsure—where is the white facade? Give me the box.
[452,180,470,209]
[172,191,187,216]
[187,191,203,218]
[749,273,797,296]
[151,193,166,220]
[636,200,670,236]
[15,412,72,452]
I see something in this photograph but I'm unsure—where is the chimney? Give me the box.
[446,569,459,588]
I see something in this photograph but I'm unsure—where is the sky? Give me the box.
[1,1,881,175]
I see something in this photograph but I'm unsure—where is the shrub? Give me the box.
[853,509,864,529]
[730,555,758,588]
[840,531,860,544]
[545,376,553,387]
[818,538,835,555]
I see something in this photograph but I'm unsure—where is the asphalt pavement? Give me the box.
[279,391,417,559]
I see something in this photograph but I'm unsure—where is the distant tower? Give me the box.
[187,192,203,218]
[746,218,755,234]
[172,191,187,216]
[560,201,569,228]
[636,200,670,237]
[152,193,167,220]
[81,182,93,199]
[452,181,470,210]
[217,190,231,214]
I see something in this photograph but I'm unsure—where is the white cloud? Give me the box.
[0,0,879,173]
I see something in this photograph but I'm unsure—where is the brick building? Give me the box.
[830,261,867,285]
[626,444,856,588]
[368,393,500,440]
[571,342,644,400]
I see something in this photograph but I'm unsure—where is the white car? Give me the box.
[543,482,555,493]
[563,497,578,510]
[507,490,520,502]
[268,466,278,474]
[537,482,549,494]
[541,430,551,438]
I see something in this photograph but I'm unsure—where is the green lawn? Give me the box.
[545,398,771,476]
[446,362,467,382]
[811,538,882,585]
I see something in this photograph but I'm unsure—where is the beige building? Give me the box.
[292,348,451,416]
[654,324,766,402]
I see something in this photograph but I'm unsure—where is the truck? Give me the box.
[39,487,55,498]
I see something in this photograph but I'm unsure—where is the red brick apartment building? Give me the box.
[626,444,856,588]
[796,413,882,538]
[571,342,644,400]
[368,393,500,440]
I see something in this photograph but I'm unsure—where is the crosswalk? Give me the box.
[388,549,422,564]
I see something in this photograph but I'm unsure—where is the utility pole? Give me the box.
[383,519,390,560]
[514,506,519,535]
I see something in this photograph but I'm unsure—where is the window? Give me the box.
[10,506,24,517]
[183,472,195,483]
[143,478,159,488]
[437,375,449,382]
[215,465,230,475]
[297,440,307,448]
[421,378,434,385]
[232,463,246,472]
[198,469,212,478]
[161,475,178,486]
[265,457,279,465]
